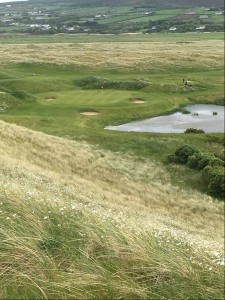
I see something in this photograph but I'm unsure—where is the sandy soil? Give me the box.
[130,98,146,104]
[45,97,56,101]
[80,111,99,116]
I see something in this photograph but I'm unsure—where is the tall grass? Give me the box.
[0,120,224,299]
[0,31,224,298]
[0,40,223,70]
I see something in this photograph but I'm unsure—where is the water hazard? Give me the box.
[105,104,224,133]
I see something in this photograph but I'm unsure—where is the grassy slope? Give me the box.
[0,120,224,299]
[30,0,224,8]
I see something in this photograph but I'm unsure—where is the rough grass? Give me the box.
[0,39,224,70]
[0,34,224,197]
[0,120,224,299]
[0,33,224,298]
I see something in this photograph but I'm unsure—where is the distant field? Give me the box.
[0,38,223,70]
[0,1,223,34]
[0,32,224,44]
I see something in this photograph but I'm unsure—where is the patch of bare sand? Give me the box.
[130,98,146,104]
[45,97,56,101]
[80,111,99,116]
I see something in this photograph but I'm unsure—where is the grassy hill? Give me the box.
[31,0,224,8]
[0,119,224,299]
[1,0,223,35]
[0,28,224,299]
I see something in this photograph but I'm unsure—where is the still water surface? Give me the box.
[106,105,224,133]
[0,0,28,3]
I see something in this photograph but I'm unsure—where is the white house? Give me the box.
[196,26,205,30]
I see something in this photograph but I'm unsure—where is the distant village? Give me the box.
[0,3,224,34]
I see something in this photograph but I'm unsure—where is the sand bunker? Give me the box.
[130,98,146,104]
[45,97,56,101]
[80,111,99,116]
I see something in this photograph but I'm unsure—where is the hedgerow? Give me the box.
[184,128,205,134]
[168,144,225,198]
[74,76,150,90]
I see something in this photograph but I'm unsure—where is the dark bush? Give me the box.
[184,128,205,134]
[202,166,225,197]
[11,90,36,101]
[187,152,204,169]
[208,158,224,168]
[188,152,223,170]
[169,144,224,198]
[198,153,214,170]
[207,167,225,196]
[216,149,225,161]
[74,76,150,90]
[202,165,213,185]
[174,144,199,164]
[74,76,103,87]
[167,153,179,163]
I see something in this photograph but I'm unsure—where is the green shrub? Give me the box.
[74,76,150,90]
[187,152,204,169]
[198,153,214,170]
[202,166,225,197]
[184,128,205,134]
[174,144,199,164]
[170,145,224,198]
[207,167,225,196]
[216,149,225,161]
[167,153,179,163]
[11,90,36,101]
[208,158,224,168]
[74,76,103,87]
[202,165,213,185]
[188,153,223,170]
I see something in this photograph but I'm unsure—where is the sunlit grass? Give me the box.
[0,39,223,70]
[0,32,224,299]
[0,120,224,299]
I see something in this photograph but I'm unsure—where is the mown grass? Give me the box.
[0,120,224,299]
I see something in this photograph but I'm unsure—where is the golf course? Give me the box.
[0,29,224,299]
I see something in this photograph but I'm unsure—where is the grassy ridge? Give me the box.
[0,32,224,44]
[31,0,223,7]
[0,120,224,299]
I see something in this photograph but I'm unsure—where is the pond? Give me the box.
[105,104,224,133]
[0,0,28,2]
